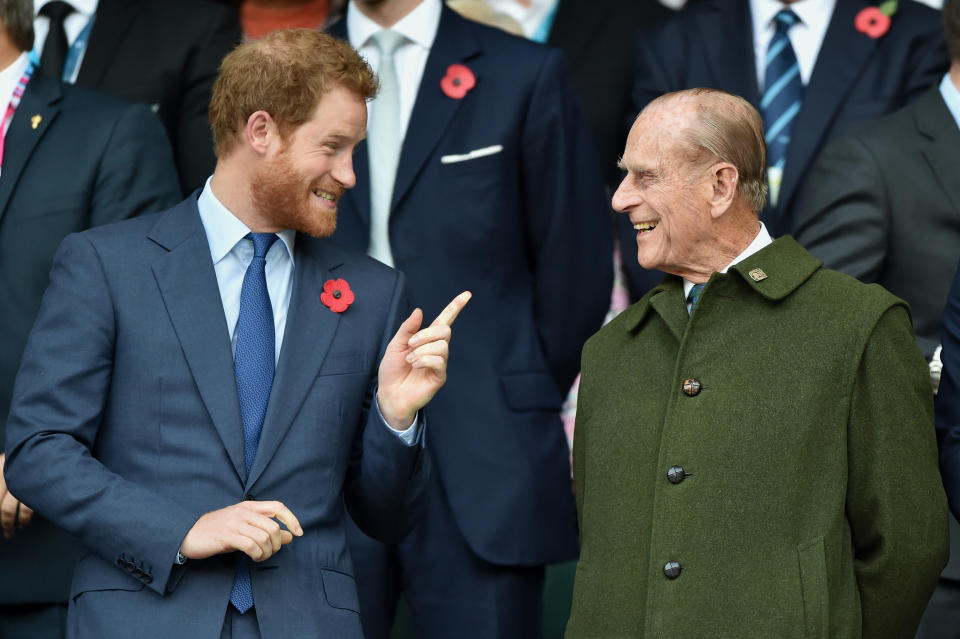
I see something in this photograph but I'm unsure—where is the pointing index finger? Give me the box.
[431,291,471,328]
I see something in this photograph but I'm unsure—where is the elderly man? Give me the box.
[566,88,948,639]
[4,29,468,639]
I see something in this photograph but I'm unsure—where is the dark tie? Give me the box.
[39,1,74,80]
[762,9,803,212]
[230,232,278,614]
[688,283,706,315]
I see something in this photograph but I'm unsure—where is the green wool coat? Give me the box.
[567,237,948,639]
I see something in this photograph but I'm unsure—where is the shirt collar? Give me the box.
[35,0,99,20]
[751,0,835,39]
[196,177,296,265]
[940,73,960,132]
[683,222,773,299]
[347,0,441,51]
[0,52,31,97]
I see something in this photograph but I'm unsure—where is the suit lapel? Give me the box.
[779,0,875,217]
[695,0,759,107]
[917,89,960,221]
[0,74,61,226]
[246,237,343,489]
[76,0,137,87]
[149,201,246,482]
[390,7,481,210]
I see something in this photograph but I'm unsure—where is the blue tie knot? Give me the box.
[248,233,278,259]
[774,9,800,31]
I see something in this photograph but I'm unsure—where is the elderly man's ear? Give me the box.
[708,163,739,219]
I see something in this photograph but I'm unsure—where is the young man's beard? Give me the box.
[250,150,342,238]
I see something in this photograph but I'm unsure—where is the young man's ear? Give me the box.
[246,110,277,155]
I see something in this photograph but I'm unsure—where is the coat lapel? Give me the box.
[778,0,875,218]
[75,0,137,87]
[149,200,246,482]
[390,6,481,210]
[916,89,960,221]
[246,237,344,489]
[0,74,60,226]
[695,0,759,107]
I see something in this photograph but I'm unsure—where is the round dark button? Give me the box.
[333,290,342,299]
[116,558,125,568]
[667,466,687,484]
[244,494,255,501]
[682,378,702,396]
[664,561,682,579]
[143,574,154,584]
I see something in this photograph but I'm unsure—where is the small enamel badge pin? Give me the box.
[30,114,41,130]
[748,268,768,282]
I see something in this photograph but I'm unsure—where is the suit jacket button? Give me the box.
[664,561,682,579]
[116,558,126,568]
[667,466,687,484]
[143,574,153,584]
[682,378,702,396]
[245,494,255,501]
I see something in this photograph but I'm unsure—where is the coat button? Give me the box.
[664,561,682,579]
[143,574,154,584]
[667,466,687,484]
[682,378,702,396]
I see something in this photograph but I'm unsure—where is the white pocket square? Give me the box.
[440,144,503,164]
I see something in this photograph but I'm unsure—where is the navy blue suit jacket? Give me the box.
[937,263,960,523]
[4,198,428,639]
[329,7,612,565]
[0,72,181,606]
[618,0,948,301]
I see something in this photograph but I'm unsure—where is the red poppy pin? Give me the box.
[855,0,897,39]
[321,278,354,313]
[441,64,476,100]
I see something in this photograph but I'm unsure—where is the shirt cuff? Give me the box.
[374,396,422,446]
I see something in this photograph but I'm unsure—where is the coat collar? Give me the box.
[623,236,822,334]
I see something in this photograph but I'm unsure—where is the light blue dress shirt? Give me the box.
[196,178,421,445]
[939,73,960,131]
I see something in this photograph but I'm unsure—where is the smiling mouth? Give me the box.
[313,189,337,203]
[634,222,657,234]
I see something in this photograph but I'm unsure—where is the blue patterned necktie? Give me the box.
[762,9,803,212]
[688,283,706,315]
[230,232,278,614]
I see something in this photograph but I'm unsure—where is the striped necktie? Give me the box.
[762,9,803,214]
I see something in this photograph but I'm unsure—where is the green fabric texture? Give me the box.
[567,236,948,639]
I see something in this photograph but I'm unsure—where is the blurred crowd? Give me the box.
[2,0,960,638]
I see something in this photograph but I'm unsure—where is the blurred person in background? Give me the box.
[0,0,181,637]
[31,0,241,194]
[328,0,612,637]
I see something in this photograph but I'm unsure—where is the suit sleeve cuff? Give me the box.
[374,397,423,447]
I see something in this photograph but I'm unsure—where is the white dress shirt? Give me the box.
[196,179,420,443]
[751,0,836,90]
[0,52,30,136]
[33,0,99,83]
[347,0,441,143]
[683,222,773,309]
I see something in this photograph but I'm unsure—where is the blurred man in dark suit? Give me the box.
[328,1,612,637]
[0,1,182,637]
[32,0,241,193]
[618,0,948,301]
